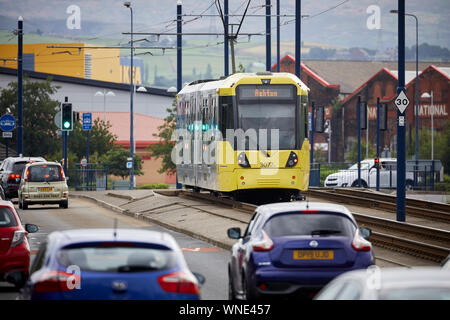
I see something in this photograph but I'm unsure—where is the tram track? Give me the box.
[177,189,450,264]
[306,188,450,223]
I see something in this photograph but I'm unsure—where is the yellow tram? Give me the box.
[174,72,310,201]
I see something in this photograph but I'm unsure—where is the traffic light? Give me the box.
[374,157,380,169]
[61,103,73,131]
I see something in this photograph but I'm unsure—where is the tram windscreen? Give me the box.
[237,85,297,150]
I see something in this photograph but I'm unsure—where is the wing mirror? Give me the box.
[359,226,372,239]
[227,227,242,239]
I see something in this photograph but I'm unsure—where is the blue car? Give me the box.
[17,229,204,300]
[227,202,374,300]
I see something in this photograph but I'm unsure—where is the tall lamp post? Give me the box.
[94,90,115,123]
[391,10,419,170]
[124,1,134,190]
[421,91,433,160]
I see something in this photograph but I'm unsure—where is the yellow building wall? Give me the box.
[86,46,121,83]
[0,43,85,78]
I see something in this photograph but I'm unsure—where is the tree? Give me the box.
[0,77,60,156]
[67,118,117,162]
[407,122,450,172]
[102,147,143,179]
[345,141,376,163]
[147,99,176,175]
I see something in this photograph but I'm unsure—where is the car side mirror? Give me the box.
[25,224,39,233]
[359,226,372,239]
[5,270,26,288]
[193,272,206,287]
[227,227,242,239]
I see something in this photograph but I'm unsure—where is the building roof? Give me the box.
[271,55,339,89]
[84,112,165,148]
[272,57,450,94]
[0,66,175,97]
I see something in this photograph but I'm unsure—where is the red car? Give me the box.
[0,200,38,286]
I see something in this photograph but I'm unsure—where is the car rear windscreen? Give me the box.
[12,162,28,175]
[29,164,62,182]
[57,243,176,272]
[0,207,17,228]
[263,213,356,238]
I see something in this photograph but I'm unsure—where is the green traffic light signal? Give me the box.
[61,103,73,131]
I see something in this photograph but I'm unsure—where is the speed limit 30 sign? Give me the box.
[395,91,409,114]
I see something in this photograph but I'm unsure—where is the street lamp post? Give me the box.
[421,91,433,160]
[94,90,115,123]
[124,1,134,190]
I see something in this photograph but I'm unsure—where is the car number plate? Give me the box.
[293,250,334,260]
[39,187,53,192]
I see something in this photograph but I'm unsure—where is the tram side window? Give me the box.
[219,96,234,138]
[301,95,309,141]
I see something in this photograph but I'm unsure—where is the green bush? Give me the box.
[435,174,450,192]
[137,183,169,189]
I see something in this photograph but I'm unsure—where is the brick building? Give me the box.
[339,65,449,162]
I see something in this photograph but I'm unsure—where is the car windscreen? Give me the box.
[348,162,371,170]
[57,243,177,273]
[0,207,17,227]
[263,213,356,238]
[28,164,62,182]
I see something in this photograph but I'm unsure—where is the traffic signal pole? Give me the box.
[17,16,23,156]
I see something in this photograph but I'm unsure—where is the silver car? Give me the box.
[315,267,450,300]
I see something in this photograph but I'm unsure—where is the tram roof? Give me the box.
[178,72,309,96]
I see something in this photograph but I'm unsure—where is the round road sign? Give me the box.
[0,114,16,132]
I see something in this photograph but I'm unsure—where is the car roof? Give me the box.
[4,156,45,162]
[47,228,179,250]
[336,267,450,288]
[0,199,16,211]
[256,202,355,222]
[26,161,61,167]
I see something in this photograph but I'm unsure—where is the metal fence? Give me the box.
[67,163,108,191]
[310,160,443,191]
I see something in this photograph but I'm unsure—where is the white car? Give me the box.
[324,158,414,189]
[315,267,450,300]
[18,162,69,209]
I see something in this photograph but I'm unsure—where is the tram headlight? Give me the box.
[237,152,251,168]
[285,151,298,168]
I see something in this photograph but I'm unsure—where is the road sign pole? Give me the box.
[396,0,406,222]
[310,101,315,164]
[5,139,8,158]
[376,97,380,191]
[357,95,361,188]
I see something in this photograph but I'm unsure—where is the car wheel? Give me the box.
[63,200,69,209]
[18,197,23,209]
[242,273,258,300]
[228,269,236,300]
[351,180,367,188]
[406,180,414,191]
[22,200,28,210]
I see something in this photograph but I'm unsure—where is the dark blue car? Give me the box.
[227,202,374,300]
[18,229,204,300]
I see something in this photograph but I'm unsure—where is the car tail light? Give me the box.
[158,272,199,295]
[285,151,298,167]
[10,230,26,248]
[60,167,66,181]
[8,174,21,181]
[25,169,30,182]
[237,152,251,168]
[34,271,81,293]
[351,229,372,252]
[252,230,274,252]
